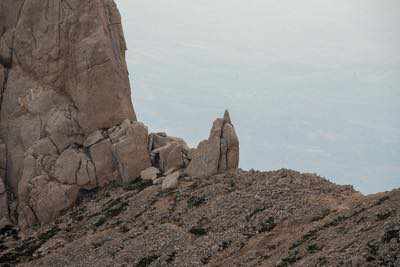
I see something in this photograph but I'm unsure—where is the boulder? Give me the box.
[149,133,190,173]
[162,171,180,191]
[187,110,239,178]
[153,177,164,185]
[148,132,186,151]
[112,121,151,182]
[141,167,161,181]
[90,139,116,187]
[54,148,97,189]
[29,175,79,224]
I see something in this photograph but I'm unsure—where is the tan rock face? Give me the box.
[187,111,239,178]
[89,139,116,187]
[28,175,79,225]
[0,0,140,228]
[111,121,152,182]
[149,133,190,174]
[141,167,161,181]
[161,171,180,191]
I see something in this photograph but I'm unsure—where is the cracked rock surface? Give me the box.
[0,0,242,231]
[0,0,137,229]
[187,110,239,178]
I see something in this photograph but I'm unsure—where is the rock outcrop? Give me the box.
[148,133,191,174]
[0,0,240,230]
[187,110,239,178]
[110,120,151,182]
[0,0,141,228]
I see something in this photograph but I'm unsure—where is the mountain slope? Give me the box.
[1,169,398,266]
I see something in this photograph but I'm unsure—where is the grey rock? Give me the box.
[141,167,161,181]
[29,175,79,224]
[112,121,151,182]
[187,110,239,178]
[54,148,96,189]
[84,130,105,147]
[153,177,164,185]
[90,139,116,187]
[161,171,180,191]
[149,133,189,173]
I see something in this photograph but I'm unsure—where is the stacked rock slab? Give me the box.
[0,0,147,229]
[148,133,191,174]
[187,110,239,178]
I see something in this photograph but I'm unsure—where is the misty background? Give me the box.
[115,0,400,194]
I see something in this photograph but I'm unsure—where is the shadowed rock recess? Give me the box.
[0,1,399,266]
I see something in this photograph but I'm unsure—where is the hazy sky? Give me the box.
[115,0,400,194]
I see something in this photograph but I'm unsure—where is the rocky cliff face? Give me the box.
[0,0,240,231]
[0,0,135,228]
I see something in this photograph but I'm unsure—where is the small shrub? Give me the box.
[229,179,236,188]
[376,210,392,221]
[38,227,60,242]
[109,180,123,189]
[302,229,318,242]
[328,215,347,227]
[189,227,207,237]
[278,248,300,266]
[92,215,107,227]
[290,240,302,250]
[136,255,159,267]
[175,191,182,202]
[102,198,128,218]
[219,240,232,250]
[259,217,276,233]
[187,196,207,209]
[307,243,320,254]
[31,224,40,231]
[246,207,265,221]
[165,251,176,263]
[317,256,328,265]
[123,179,153,192]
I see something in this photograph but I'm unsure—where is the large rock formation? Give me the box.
[187,110,239,178]
[0,0,240,230]
[0,0,142,229]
